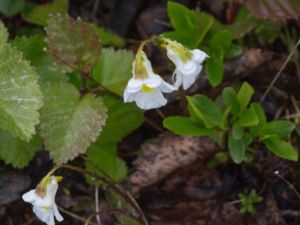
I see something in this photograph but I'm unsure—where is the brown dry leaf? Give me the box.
[126,132,218,193]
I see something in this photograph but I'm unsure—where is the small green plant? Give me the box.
[238,189,263,214]
[164,82,298,163]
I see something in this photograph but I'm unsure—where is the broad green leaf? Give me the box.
[262,120,295,138]
[263,136,298,161]
[45,14,101,74]
[39,82,107,163]
[0,43,43,141]
[92,48,134,96]
[232,123,244,140]
[98,95,143,144]
[210,30,232,50]
[86,143,127,183]
[0,0,24,17]
[163,116,211,136]
[238,107,259,127]
[12,35,67,82]
[0,129,42,168]
[165,2,213,48]
[222,87,240,115]
[251,103,266,124]
[255,20,282,44]
[95,27,125,48]
[187,95,223,128]
[228,134,246,164]
[237,82,254,114]
[205,57,224,87]
[22,0,68,26]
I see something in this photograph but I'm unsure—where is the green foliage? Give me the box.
[94,27,125,48]
[164,82,298,163]
[92,48,134,96]
[85,95,143,183]
[165,1,213,48]
[39,82,107,163]
[22,0,69,26]
[0,27,43,141]
[239,189,263,214]
[0,21,8,47]
[0,129,42,168]
[45,13,101,74]
[0,0,24,17]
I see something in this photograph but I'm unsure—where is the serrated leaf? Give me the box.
[0,0,24,17]
[263,136,298,161]
[0,129,42,168]
[237,82,254,114]
[92,48,134,96]
[0,44,43,141]
[163,116,212,136]
[85,143,127,184]
[0,21,8,47]
[39,82,107,163]
[12,35,67,82]
[45,14,101,74]
[22,0,68,26]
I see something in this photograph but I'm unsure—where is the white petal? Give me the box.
[33,205,54,225]
[143,74,162,88]
[192,49,208,63]
[126,78,143,93]
[160,80,176,93]
[141,51,154,74]
[135,90,167,110]
[166,45,183,68]
[123,88,138,102]
[53,203,64,222]
[179,61,198,76]
[22,190,36,203]
[181,65,201,90]
[46,177,59,199]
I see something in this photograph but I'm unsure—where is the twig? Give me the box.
[260,39,300,103]
[144,116,164,132]
[58,206,98,225]
[281,209,300,217]
[274,171,300,200]
[95,186,102,225]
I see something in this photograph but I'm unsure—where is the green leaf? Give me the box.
[92,48,134,96]
[237,82,254,114]
[205,57,224,87]
[228,134,246,164]
[95,27,125,48]
[232,123,244,140]
[238,107,259,127]
[210,30,232,50]
[39,83,107,163]
[163,116,212,136]
[98,95,143,144]
[262,120,295,138]
[251,103,266,124]
[0,129,42,168]
[0,43,43,141]
[222,87,240,115]
[165,2,213,48]
[12,35,67,82]
[86,143,127,183]
[21,0,68,26]
[0,0,24,17]
[263,136,298,161]
[0,21,8,46]
[187,95,223,128]
[45,13,101,74]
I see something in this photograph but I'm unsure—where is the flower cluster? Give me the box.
[123,37,208,110]
[22,176,63,225]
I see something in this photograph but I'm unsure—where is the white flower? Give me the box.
[124,51,175,110]
[166,40,208,90]
[22,176,63,225]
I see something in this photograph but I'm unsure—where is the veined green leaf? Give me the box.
[39,82,107,163]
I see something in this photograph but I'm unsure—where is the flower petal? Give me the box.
[123,88,138,102]
[192,49,208,63]
[22,190,36,203]
[160,80,176,93]
[126,78,143,93]
[182,65,202,90]
[53,203,64,222]
[179,61,199,77]
[33,205,55,225]
[166,45,183,68]
[141,51,155,74]
[135,90,167,110]
[143,74,162,88]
